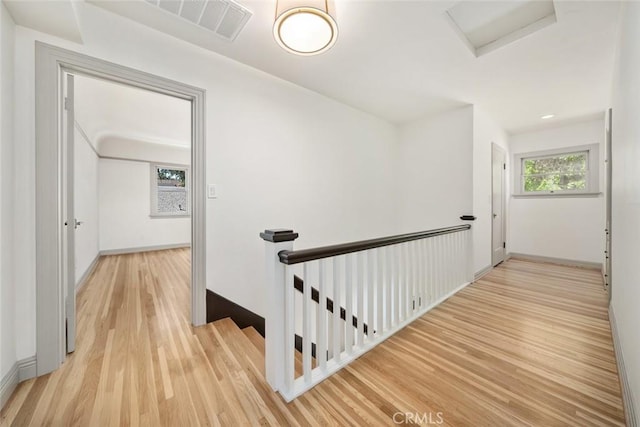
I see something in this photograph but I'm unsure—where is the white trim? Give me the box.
[74,120,99,157]
[0,364,18,410]
[75,252,101,292]
[508,252,602,270]
[513,192,602,199]
[474,264,493,281]
[609,306,638,427]
[100,243,190,256]
[18,357,37,382]
[35,42,207,377]
[0,356,37,410]
[513,143,600,197]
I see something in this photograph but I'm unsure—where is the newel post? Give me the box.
[260,228,299,392]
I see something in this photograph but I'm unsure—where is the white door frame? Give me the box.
[35,42,207,375]
[491,143,506,266]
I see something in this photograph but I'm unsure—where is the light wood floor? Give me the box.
[1,251,625,426]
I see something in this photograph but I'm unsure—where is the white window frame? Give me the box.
[150,164,191,217]
[513,143,600,197]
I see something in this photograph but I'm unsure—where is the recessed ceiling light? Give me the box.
[541,114,555,119]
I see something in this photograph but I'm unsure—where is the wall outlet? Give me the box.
[207,184,217,199]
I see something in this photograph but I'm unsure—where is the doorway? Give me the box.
[491,143,506,266]
[35,42,206,375]
[65,73,193,353]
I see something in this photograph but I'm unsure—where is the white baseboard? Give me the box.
[0,364,18,410]
[474,264,493,281]
[507,252,602,270]
[609,306,638,427]
[76,252,101,292]
[0,356,37,410]
[18,356,36,382]
[100,242,190,256]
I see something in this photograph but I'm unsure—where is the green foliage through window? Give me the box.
[523,152,587,192]
[157,168,186,187]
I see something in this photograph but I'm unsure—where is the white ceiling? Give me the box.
[4,0,622,134]
[74,74,191,149]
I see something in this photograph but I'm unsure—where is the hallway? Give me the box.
[0,252,625,426]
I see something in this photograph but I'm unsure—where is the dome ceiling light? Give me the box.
[273,0,338,56]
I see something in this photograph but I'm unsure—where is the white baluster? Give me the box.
[444,234,450,293]
[284,267,295,391]
[433,236,444,299]
[405,242,411,316]
[385,245,391,330]
[456,232,465,286]
[317,259,327,370]
[302,263,312,382]
[376,247,383,336]
[344,254,354,355]
[332,257,341,363]
[356,251,365,346]
[428,238,433,298]
[467,229,473,283]
[418,238,425,308]
[367,250,375,342]
[393,244,400,326]
[411,240,420,312]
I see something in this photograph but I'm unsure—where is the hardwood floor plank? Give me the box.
[0,251,625,426]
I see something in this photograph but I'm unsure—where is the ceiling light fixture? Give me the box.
[273,0,338,56]
[541,114,555,119]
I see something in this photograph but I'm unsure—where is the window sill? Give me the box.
[149,214,191,218]
[512,192,602,199]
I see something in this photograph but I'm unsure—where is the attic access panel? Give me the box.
[446,0,557,57]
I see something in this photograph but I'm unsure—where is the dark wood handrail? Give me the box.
[278,224,470,265]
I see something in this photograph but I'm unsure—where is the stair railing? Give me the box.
[260,224,473,402]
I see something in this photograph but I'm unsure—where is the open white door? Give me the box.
[491,144,506,266]
[604,108,612,300]
[62,72,76,353]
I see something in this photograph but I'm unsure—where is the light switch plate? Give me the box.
[207,184,217,199]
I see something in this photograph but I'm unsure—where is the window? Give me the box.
[513,144,599,196]
[150,165,190,216]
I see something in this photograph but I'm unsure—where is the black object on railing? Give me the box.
[460,215,476,221]
[294,276,369,335]
[278,224,470,265]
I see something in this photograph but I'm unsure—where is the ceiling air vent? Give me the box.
[145,0,252,41]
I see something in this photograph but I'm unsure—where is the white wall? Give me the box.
[0,2,16,382]
[610,1,640,422]
[508,120,605,264]
[8,2,494,367]
[473,107,509,273]
[98,158,190,251]
[8,1,402,366]
[73,126,99,284]
[397,106,474,232]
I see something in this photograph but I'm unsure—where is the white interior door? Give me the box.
[604,108,612,299]
[63,72,76,353]
[491,144,506,266]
